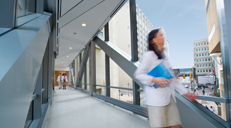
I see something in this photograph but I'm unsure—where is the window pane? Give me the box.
[110,88,133,104]
[96,48,105,86]
[17,0,36,18]
[196,100,226,121]
[24,101,33,128]
[96,87,106,96]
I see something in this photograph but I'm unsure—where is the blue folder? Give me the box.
[147,61,174,88]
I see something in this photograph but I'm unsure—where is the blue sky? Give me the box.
[136,0,208,68]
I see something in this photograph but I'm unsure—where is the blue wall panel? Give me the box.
[0,14,52,128]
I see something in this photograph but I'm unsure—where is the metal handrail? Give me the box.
[94,84,133,91]
[197,95,227,103]
[109,86,133,91]
[95,84,106,87]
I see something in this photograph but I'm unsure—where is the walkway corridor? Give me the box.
[44,86,150,128]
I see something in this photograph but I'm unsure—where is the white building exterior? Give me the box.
[193,39,213,76]
[136,6,154,58]
[136,7,169,58]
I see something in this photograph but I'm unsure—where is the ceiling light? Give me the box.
[69,47,72,49]
[67,56,69,57]
[82,23,86,27]
[73,32,77,35]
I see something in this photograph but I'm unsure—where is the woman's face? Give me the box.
[152,31,164,46]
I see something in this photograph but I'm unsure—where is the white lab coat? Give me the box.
[62,76,68,82]
[57,75,63,82]
[134,51,188,106]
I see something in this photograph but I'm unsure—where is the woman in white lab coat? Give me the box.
[62,73,68,90]
[134,29,197,128]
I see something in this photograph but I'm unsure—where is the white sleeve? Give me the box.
[134,53,155,86]
[171,78,188,95]
[66,76,68,82]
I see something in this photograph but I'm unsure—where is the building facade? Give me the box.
[205,0,225,120]
[194,39,213,76]
[136,6,154,58]
[136,6,169,59]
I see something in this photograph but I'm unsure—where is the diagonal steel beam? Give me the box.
[93,36,143,88]
[76,44,90,87]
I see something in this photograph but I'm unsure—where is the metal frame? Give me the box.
[216,0,231,126]
[105,54,110,97]
[104,23,111,97]
[129,0,140,105]
[95,84,133,91]
[129,0,138,62]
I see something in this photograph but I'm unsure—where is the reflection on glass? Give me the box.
[24,101,33,128]
[197,99,226,121]
[97,29,105,40]
[110,88,133,104]
[17,0,36,18]
[108,3,132,56]
[140,92,146,107]
[96,87,106,96]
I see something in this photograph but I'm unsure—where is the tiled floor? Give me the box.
[44,86,150,128]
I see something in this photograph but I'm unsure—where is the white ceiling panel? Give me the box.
[58,34,86,45]
[56,52,80,62]
[99,0,123,12]
[59,0,104,27]
[58,38,84,55]
[55,60,71,67]
[83,5,110,26]
[61,0,82,16]
[60,16,99,43]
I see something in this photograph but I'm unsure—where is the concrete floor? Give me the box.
[44,86,150,128]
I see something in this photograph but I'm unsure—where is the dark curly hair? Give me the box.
[148,29,163,59]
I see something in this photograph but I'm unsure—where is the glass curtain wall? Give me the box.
[17,0,36,18]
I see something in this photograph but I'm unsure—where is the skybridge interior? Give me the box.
[1,0,231,128]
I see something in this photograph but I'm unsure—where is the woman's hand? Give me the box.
[152,77,171,87]
[184,92,197,101]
